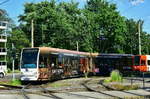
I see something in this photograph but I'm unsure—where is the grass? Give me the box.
[10,79,22,86]
[110,84,139,91]
[103,70,140,91]
[7,68,20,73]
[0,79,22,86]
[104,70,123,83]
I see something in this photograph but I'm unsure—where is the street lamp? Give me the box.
[138,20,141,55]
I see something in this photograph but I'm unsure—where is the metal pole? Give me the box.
[76,41,79,51]
[12,59,15,80]
[31,19,34,48]
[42,24,43,45]
[12,43,15,80]
[143,72,145,88]
[138,20,141,55]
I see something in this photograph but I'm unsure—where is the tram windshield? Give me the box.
[21,48,39,68]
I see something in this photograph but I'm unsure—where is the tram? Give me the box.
[132,55,150,72]
[20,47,150,81]
[94,54,133,75]
[20,47,98,81]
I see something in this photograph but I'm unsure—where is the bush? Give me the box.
[104,70,123,83]
[10,79,22,86]
[7,68,12,73]
[6,69,20,73]
[110,70,123,82]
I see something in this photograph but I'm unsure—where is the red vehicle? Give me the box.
[132,55,150,72]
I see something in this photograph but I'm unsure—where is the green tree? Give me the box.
[85,0,127,53]
[124,19,139,54]
[7,26,30,69]
[19,0,90,51]
[124,19,149,55]
[19,0,150,54]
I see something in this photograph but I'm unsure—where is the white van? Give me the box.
[0,66,6,78]
[0,70,5,78]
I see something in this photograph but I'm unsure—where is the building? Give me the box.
[0,21,7,77]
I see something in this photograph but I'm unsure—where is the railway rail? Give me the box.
[0,77,150,99]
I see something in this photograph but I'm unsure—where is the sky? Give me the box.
[0,0,150,33]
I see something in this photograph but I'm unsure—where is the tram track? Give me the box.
[21,83,31,99]
[1,77,150,99]
[0,84,23,89]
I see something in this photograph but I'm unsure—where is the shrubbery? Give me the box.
[104,70,123,83]
[10,79,22,86]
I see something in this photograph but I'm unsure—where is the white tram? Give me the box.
[20,47,97,81]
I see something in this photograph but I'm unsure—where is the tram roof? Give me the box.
[96,53,133,58]
[37,47,98,57]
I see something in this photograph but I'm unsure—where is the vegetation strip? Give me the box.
[0,84,23,89]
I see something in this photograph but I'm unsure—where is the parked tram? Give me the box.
[94,54,133,75]
[20,47,97,81]
[132,55,150,72]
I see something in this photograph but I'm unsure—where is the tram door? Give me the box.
[80,58,89,73]
[38,55,49,80]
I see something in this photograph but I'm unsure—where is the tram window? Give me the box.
[50,55,57,68]
[134,56,140,66]
[39,62,45,68]
[39,55,47,68]
[21,49,38,68]
[148,60,150,65]
[58,54,63,63]
[58,55,64,67]
[141,60,146,66]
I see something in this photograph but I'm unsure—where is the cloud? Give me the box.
[130,0,144,5]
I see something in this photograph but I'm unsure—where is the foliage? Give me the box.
[0,9,11,21]
[17,0,150,54]
[6,27,30,69]
[0,79,22,86]
[18,0,127,53]
[104,70,123,82]
[85,0,127,53]
[7,69,20,73]
[7,68,11,73]
[10,79,22,86]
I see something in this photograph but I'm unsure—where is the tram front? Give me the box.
[20,48,39,81]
